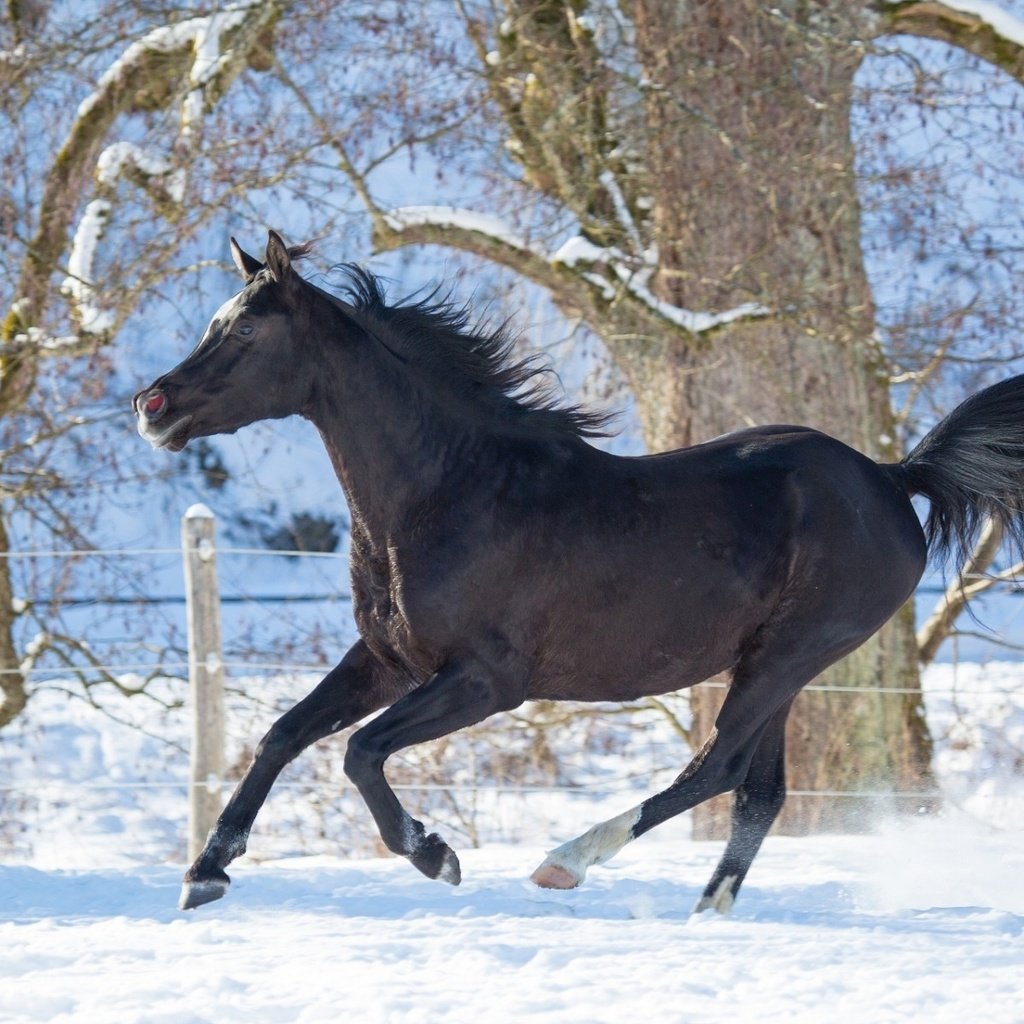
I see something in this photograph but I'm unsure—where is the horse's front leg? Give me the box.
[343,655,525,884]
[180,640,410,909]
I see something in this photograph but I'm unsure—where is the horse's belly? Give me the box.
[527,635,737,703]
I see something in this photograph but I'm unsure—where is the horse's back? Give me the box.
[522,426,926,701]
[624,424,927,597]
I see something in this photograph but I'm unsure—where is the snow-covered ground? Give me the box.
[2,663,1022,1023]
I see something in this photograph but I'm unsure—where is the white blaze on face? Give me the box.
[202,291,245,344]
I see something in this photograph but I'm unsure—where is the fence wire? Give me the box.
[1,534,1020,810]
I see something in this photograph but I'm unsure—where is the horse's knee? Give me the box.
[253,715,305,767]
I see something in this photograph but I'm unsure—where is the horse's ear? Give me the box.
[265,230,293,283]
[230,237,263,282]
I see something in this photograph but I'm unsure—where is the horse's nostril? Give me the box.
[144,391,167,416]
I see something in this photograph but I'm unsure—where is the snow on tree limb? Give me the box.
[61,200,114,336]
[76,4,258,125]
[60,7,256,336]
[383,206,543,256]
[182,7,259,133]
[597,170,643,253]
[899,0,1024,46]
[618,274,771,335]
[883,1,1024,80]
[384,205,772,336]
[96,142,186,202]
[1,0,282,415]
[551,234,770,334]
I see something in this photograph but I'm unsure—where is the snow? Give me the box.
[61,199,115,335]
[384,204,773,335]
[76,5,255,123]
[550,235,608,267]
[1,662,1022,1022]
[551,233,771,333]
[383,205,542,256]
[597,169,643,250]
[77,20,203,123]
[616,271,771,334]
[181,7,253,134]
[920,0,1024,48]
[96,142,186,203]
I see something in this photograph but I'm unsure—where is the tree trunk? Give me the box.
[0,514,27,729]
[624,0,936,835]
[371,0,942,835]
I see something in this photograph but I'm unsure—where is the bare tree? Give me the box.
[0,1,292,726]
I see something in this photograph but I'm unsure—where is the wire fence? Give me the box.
[2,539,1020,691]
[2,510,1023,818]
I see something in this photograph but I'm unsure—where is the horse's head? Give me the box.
[134,231,316,452]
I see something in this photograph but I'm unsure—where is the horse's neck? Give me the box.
[310,342,491,542]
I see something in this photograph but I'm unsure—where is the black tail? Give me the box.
[896,374,1024,569]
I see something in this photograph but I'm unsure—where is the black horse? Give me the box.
[135,232,1024,913]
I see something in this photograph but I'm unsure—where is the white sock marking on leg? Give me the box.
[534,805,642,886]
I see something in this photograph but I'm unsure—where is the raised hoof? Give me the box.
[530,861,581,890]
[412,832,462,885]
[179,876,229,910]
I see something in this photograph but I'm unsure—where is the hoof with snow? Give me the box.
[530,859,582,890]
[411,833,462,885]
[179,874,229,910]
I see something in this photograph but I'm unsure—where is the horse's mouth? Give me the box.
[138,413,194,452]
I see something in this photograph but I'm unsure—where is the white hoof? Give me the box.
[530,859,583,890]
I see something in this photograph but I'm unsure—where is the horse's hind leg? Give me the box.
[530,671,796,895]
[180,640,408,909]
[530,638,851,907]
[694,697,793,913]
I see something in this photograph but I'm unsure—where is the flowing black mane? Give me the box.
[328,265,613,441]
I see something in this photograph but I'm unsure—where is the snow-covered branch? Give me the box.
[551,232,770,334]
[1,1,282,416]
[883,1,1024,81]
[61,200,114,336]
[383,206,544,257]
[96,142,186,201]
[383,205,772,337]
[893,0,1024,46]
[597,170,643,253]
[76,4,258,128]
[55,4,270,339]
[181,7,258,134]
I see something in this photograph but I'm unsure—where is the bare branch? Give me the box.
[917,518,1024,664]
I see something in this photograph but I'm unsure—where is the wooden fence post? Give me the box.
[181,503,225,863]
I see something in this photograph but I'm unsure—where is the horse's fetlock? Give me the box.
[221,826,248,862]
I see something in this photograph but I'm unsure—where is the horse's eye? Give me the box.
[237,323,255,337]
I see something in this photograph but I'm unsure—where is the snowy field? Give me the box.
[2,663,1023,1023]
